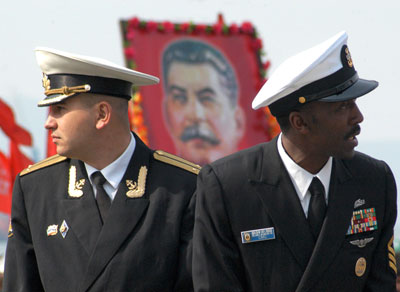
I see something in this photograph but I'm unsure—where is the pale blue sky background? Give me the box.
[0,0,399,263]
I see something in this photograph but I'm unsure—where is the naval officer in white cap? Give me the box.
[4,47,200,292]
[193,31,397,291]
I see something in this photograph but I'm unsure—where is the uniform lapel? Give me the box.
[80,136,150,292]
[62,159,102,255]
[251,140,315,271]
[295,159,358,292]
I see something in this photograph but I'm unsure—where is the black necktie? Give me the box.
[307,177,327,240]
[91,171,111,224]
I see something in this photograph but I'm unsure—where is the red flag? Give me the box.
[0,151,12,214]
[0,98,34,214]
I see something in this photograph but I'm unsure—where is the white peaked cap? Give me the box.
[35,47,159,106]
[252,31,378,116]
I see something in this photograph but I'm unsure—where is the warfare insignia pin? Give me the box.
[68,166,85,198]
[59,220,69,238]
[126,166,148,198]
[353,198,365,209]
[241,227,275,244]
[355,257,367,277]
[47,224,58,236]
[347,208,377,235]
[350,237,374,248]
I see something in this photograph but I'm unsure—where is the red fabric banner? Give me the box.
[0,98,33,214]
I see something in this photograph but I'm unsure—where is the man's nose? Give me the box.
[351,103,364,125]
[187,95,205,120]
[44,114,56,130]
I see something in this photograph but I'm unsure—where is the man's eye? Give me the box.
[199,95,217,106]
[172,94,187,104]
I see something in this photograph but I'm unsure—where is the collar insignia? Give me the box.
[126,166,148,198]
[68,166,85,198]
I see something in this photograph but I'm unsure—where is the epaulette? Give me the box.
[20,155,67,176]
[153,150,201,175]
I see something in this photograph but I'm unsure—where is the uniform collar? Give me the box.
[85,132,136,189]
[277,134,332,200]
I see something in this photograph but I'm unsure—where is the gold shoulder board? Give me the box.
[20,155,67,176]
[153,150,201,175]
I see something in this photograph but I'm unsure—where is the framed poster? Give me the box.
[120,15,280,165]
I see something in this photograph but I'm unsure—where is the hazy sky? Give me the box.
[0,0,399,234]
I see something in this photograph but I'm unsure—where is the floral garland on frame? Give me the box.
[122,14,280,144]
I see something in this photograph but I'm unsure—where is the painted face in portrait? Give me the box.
[162,40,245,165]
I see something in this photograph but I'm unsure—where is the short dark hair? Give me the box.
[162,39,238,107]
[276,114,290,133]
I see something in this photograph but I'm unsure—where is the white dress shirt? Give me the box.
[277,134,332,217]
[85,133,136,201]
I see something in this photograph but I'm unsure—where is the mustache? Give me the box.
[344,125,361,140]
[180,124,220,145]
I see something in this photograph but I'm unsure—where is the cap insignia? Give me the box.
[345,47,353,68]
[42,74,51,91]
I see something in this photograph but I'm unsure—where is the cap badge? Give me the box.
[126,166,148,198]
[345,47,353,68]
[299,96,306,104]
[42,74,51,91]
[68,166,85,198]
[355,257,367,277]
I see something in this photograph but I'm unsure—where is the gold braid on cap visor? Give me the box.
[45,84,91,97]
[38,84,91,106]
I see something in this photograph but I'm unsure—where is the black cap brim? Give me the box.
[319,78,378,102]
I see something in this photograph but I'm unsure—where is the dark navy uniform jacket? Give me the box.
[193,137,397,292]
[4,135,199,292]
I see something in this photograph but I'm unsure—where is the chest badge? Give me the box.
[355,257,367,277]
[353,198,365,209]
[349,237,374,248]
[47,224,58,236]
[241,227,275,244]
[347,208,377,235]
[59,220,69,238]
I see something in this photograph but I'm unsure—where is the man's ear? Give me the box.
[234,106,246,141]
[95,101,112,129]
[288,111,310,134]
